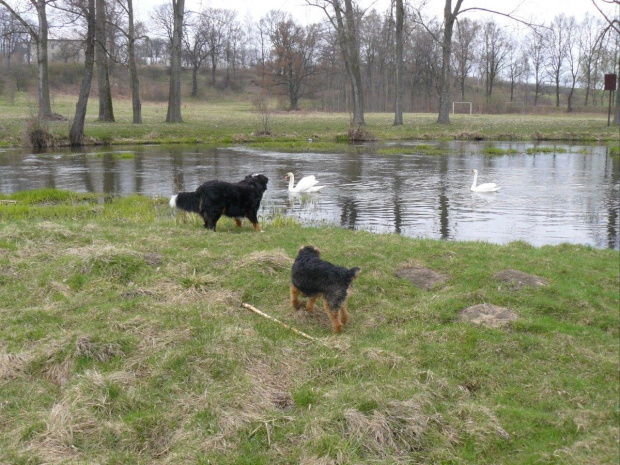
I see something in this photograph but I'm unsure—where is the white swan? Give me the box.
[285,172,324,193]
[470,169,501,192]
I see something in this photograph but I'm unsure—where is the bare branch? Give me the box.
[458,7,546,29]
[590,0,620,34]
[0,1,38,39]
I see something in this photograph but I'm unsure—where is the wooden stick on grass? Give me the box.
[242,303,317,342]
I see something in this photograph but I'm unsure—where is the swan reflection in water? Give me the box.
[288,192,321,209]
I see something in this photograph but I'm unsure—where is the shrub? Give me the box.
[23,116,54,149]
[252,93,272,136]
[348,124,377,141]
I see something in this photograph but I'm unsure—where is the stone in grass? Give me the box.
[458,304,517,328]
[494,269,548,290]
[395,266,446,290]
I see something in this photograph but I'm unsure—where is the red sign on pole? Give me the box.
[604,73,617,91]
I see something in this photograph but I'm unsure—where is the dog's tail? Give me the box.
[170,191,201,213]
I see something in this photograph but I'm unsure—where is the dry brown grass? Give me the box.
[0,352,29,381]
[239,249,293,275]
[344,397,435,458]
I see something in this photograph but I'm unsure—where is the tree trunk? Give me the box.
[127,0,142,124]
[96,0,114,121]
[192,65,198,97]
[393,0,403,125]
[210,52,217,86]
[289,96,299,111]
[614,57,620,125]
[437,28,453,122]
[69,0,96,146]
[437,0,462,124]
[331,0,364,126]
[35,0,52,119]
[166,0,185,123]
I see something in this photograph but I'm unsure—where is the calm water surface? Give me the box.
[1,142,618,249]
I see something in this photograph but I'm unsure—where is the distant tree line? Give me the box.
[0,0,618,143]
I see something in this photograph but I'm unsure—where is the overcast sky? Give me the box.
[133,0,613,26]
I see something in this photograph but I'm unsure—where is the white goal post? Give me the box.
[452,101,472,114]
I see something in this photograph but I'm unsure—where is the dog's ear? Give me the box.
[312,246,320,255]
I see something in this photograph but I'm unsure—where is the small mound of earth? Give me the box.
[458,304,517,328]
[395,266,446,290]
[494,269,548,290]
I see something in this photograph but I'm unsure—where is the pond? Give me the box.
[0,141,618,249]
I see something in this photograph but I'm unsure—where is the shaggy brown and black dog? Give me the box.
[290,246,361,334]
[169,174,268,231]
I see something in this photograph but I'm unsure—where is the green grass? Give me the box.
[0,189,618,464]
[0,93,618,148]
[526,146,569,154]
[482,146,520,155]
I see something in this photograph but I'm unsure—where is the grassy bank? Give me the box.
[0,93,618,148]
[0,190,618,464]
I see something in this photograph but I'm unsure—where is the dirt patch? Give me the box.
[143,253,164,267]
[395,266,446,290]
[494,269,548,290]
[246,358,295,411]
[458,304,517,328]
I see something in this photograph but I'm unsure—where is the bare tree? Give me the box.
[547,14,572,108]
[183,11,208,97]
[452,17,479,100]
[578,14,604,106]
[393,0,404,125]
[436,0,461,123]
[505,39,527,103]
[223,16,243,84]
[96,0,114,121]
[308,0,365,125]
[69,0,96,146]
[202,8,234,86]
[111,0,141,123]
[151,3,173,42]
[525,28,547,106]
[411,0,464,123]
[591,0,619,124]
[480,19,510,101]
[564,17,581,112]
[0,9,29,67]
[166,0,184,123]
[262,14,320,110]
[0,0,53,118]
[414,1,540,123]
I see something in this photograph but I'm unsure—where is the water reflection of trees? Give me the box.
[605,154,619,249]
[339,152,362,230]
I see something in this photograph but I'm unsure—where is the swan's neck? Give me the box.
[471,172,478,189]
[288,174,295,190]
